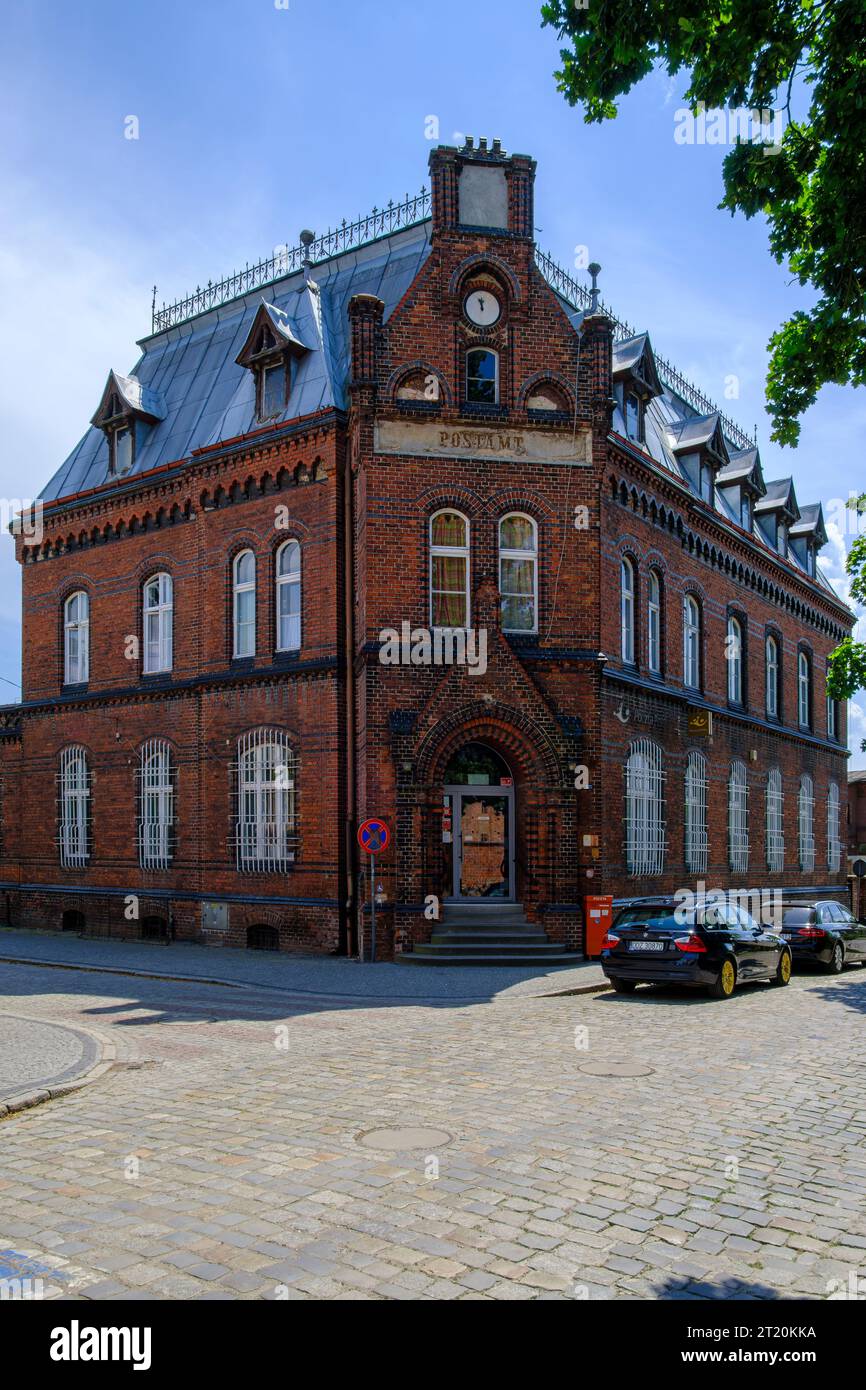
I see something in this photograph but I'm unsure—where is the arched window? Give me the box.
[766,768,784,873]
[728,760,749,872]
[236,729,295,872]
[827,782,841,873]
[683,594,701,690]
[625,739,665,875]
[275,540,301,651]
[143,572,173,674]
[647,570,662,675]
[499,515,537,633]
[59,746,90,869]
[64,591,89,685]
[138,740,175,870]
[798,650,811,729]
[233,550,256,658]
[765,635,780,719]
[684,750,708,874]
[465,348,498,406]
[798,773,815,871]
[430,510,469,629]
[526,381,568,412]
[727,615,743,704]
[620,557,635,664]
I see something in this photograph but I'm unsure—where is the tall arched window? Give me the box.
[684,750,708,874]
[236,729,295,872]
[59,746,90,869]
[233,550,256,658]
[798,650,811,729]
[798,773,815,870]
[826,690,838,741]
[465,348,498,405]
[275,540,301,652]
[499,514,537,633]
[727,615,743,704]
[766,768,784,873]
[430,510,469,629]
[683,594,701,690]
[728,760,749,872]
[64,591,89,685]
[827,781,841,873]
[621,557,635,663]
[625,739,665,875]
[138,739,175,870]
[143,572,173,674]
[765,634,780,719]
[647,570,662,675]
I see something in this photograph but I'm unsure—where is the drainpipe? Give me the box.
[342,424,358,957]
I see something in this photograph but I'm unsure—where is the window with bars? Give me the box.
[236,729,296,872]
[233,550,256,657]
[620,557,635,663]
[59,746,90,869]
[827,781,842,873]
[728,760,749,872]
[766,768,785,873]
[143,573,173,674]
[684,749,708,875]
[64,591,89,685]
[138,740,175,870]
[625,739,666,875]
[798,773,815,871]
[275,540,301,651]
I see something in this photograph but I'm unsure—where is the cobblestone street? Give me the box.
[2,954,866,1301]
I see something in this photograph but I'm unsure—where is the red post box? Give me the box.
[584,894,614,959]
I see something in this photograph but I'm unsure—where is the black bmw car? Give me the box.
[600,897,792,1000]
[777,899,866,973]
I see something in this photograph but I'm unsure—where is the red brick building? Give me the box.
[0,142,854,960]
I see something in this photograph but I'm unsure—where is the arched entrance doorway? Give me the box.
[443,743,515,902]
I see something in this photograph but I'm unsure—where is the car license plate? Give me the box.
[628,940,664,952]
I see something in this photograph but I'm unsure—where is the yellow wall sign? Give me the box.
[687,709,713,737]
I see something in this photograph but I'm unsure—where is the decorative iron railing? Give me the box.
[534,247,757,452]
[151,188,432,333]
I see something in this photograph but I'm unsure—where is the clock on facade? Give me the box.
[463,289,501,327]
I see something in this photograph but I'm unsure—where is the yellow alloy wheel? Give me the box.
[720,960,735,996]
[780,951,791,983]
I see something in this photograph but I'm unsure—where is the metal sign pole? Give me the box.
[370,850,376,963]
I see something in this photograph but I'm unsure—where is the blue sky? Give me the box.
[1,0,863,763]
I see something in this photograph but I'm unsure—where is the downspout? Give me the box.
[342,423,358,957]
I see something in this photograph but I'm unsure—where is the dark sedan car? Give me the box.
[777,900,866,973]
[601,897,792,1000]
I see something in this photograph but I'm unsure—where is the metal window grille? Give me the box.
[138,739,175,870]
[235,729,296,872]
[684,750,708,874]
[59,746,90,869]
[728,760,750,873]
[827,782,841,873]
[143,573,173,674]
[275,541,301,652]
[64,591,89,684]
[625,739,666,876]
[798,774,815,871]
[766,768,785,873]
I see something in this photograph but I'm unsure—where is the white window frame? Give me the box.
[138,739,174,870]
[728,759,750,873]
[233,550,256,658]
[683,594,701,690]
[826,691,837,740]
[625,738,666,876]
[798,773,815,871]
[766,768,784,873]
[64,591,90,685]
[275,540,301,652]
[236,729,295,872]
[59,746,89,869]
[621,557,635,664]
[143,572,173,674]
[498,514,538,635]
[827,781,841,873]
[766,635,779,718]
[647,570,662,675]
[684,749,708,875]
[429,509,470,630]
[727,615,743,704]
[798,650,811,728]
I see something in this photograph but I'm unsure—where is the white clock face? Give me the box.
[464,289,501,327]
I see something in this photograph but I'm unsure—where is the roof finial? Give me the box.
[588,262,602,314]
[300,229,315,268]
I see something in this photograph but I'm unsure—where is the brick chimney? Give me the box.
[428,139,536,241]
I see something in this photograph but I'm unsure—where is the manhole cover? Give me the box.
[579,1059,653,1077]
[359,1126,451,1151]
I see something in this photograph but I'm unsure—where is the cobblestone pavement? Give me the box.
[0,1014,99,1103]
[1,957,865,1301]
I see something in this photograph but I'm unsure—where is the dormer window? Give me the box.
[700,463,714,504]
[777,521,787,556]
[612,333,662,449]
[112,423,134,476]
[236,301,310,426]
[91,371,166,481]
[625,391,643,443]
[260,361,289,420]
[740,493,752,530]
